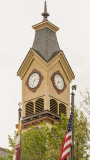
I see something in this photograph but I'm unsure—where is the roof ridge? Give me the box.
[0,147,8,152]
[46,27,48,57]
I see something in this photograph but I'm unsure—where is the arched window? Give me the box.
[59,103,66,116]
[25,101,34,116]
[50,99,58,115]
[35,98,44,113]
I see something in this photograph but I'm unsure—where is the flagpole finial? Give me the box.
[18,102,22,108]
[41,1,50,21]
[72,85,77,91]
[18,102,22,121]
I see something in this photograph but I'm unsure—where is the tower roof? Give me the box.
[32,1,60,63]
[32,27,60,63]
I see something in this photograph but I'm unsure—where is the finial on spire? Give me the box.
[41,1,50,21]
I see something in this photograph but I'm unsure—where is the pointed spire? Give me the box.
[44,1,47,12]
[41,1,50,21]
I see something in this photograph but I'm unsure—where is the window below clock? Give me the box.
[35,98,44,113]
[59,103,66,116]
[25,101,34,116]
[50,99,58,115]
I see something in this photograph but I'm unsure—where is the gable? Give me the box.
[17,49,75,82]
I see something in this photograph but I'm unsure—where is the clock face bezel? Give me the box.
[25,69,44,93]
[51,70,66,94]
[28,72,40,89]
[53,73,64,90]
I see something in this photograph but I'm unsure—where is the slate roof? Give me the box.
[32,27,60,63]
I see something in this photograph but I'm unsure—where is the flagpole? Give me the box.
[18,102,22,160]
[70,85,76,160]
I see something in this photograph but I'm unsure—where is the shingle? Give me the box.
[32,27,60,63]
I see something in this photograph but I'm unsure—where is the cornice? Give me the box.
[17,49,34,79]
[32,20,59,33]
[22,116,61,128]
[16,110,61,129]
[59,51,75,82]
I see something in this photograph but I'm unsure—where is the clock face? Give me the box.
[54,74,64,90]
[28,72,40,88]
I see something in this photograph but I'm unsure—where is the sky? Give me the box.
[0,0,90,149]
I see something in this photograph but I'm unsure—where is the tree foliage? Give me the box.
[0,156,7,160]
[80,88,90,158]
[22,114,68,160]
[0,131,17,160]
[22,108,90,160]
[6,130,17,160]
[74,107,90,160]
[80,88,90,119]
[0,107,89,160]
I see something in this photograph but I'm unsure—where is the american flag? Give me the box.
[13,135,20,160]
[60,107,73,160]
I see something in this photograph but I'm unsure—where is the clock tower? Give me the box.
[17,2,75,131]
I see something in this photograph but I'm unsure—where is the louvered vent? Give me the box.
[35,98,44,113]
[25,101,34,117]
[59,103,66,116]
[50,99,58,115]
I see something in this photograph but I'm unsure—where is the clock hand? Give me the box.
[57,81,60,84]
[32,79,35,85]
[33,78,38,85]
[33,78,37,83]
[57,81,62,83]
